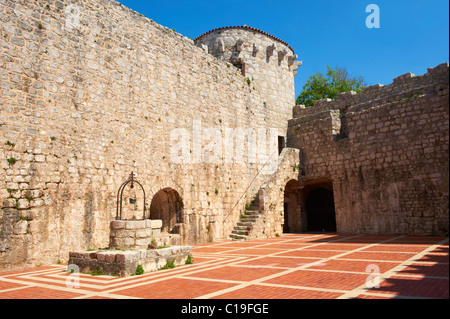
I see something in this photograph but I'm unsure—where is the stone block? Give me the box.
[3,198,17,208]
[34,155,46,162]
[110,220,125,230]
[116,251,139,262]
[145,219,153,228]
[134,220,146,229]
[135,238,150,247]
[17,199,29,210]
[81,252,92,259]
[150,219,162,229]
[113,237,135,249]
[97,252,106,262]
[136,228,152,238]
[112,229,135,238]
[13,220,27,235]
[151,229,161,237]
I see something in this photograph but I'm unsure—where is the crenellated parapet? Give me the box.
[292,62,449,121]
[194,25,301,119]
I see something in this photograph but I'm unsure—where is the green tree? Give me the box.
[296,65,366,106]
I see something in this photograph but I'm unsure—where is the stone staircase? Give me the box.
[229,193,261,241]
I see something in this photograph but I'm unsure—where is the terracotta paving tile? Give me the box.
[264,269,368,291]
[212,284,342,299]
[396,263,449,277]
[0,234,447,299]
[303,244,368,251]
[260,243,313,249]
[340,251,416,262]
[5,273,110,292]
[0,286,84,299]
[191,247,242,253]
[277,249,343,258]
[388,237,448,244]
[367,276,449,299]
[303,259,398,273]
[353,294,393,299]
[0,266,55,276]
[216,242,268,248]
[185,265,285,282]
[238,257,320,268]
[412,253,449,264]
[251,237,300,243]
[0,280,27,291]
[295,235,356,243]
[429,245,449,254]
[188,257,217,264]
[225,248,287,256]
[114,278,237,299]
[361,244,430,253]
[330,235,398,244]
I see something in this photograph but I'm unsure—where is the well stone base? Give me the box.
[68,245,192,277]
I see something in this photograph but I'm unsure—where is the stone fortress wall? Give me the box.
[287,63,449,236]
[0,0,448,272]
[0,0,298,270]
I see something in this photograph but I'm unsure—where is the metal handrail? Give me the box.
[222,150,278,227]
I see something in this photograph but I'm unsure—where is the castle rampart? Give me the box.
[287,63,449,235]
[0,0,296,270]
[0,0,447,272]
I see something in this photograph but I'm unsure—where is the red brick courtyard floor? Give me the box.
[0,233,448,300]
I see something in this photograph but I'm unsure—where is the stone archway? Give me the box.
[305,187,336,232]
[149,188,184,233]
[283,179,303,233]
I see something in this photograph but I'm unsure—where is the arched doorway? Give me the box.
[150,188,183,233]
[305,187,336,232]
[283,179,303,233]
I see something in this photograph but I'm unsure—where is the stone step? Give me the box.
[232,229,250,235]
[239,217,259,223]
[244,210,260,216]
[237,221,255,227]
[229,234,248,240]
[234,225,251,231]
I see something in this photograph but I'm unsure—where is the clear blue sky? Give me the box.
[117,0,449,98]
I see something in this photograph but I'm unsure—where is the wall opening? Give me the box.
[283,179,303,233]
[278,136,285,155]
[150,188,184,233]
[333,109,349,140]
[230,58,245,76]
[304,185,336,232]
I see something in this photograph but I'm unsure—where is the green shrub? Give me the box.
[159,259,176,270]
[185,255,193,265]
[135,264,144,275]
[90,268,104,276]
[6,158,17,165]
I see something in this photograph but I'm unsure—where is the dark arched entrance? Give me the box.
[150,188,183,233]
[306,187,336,232]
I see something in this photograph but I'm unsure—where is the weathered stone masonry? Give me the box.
[0,0,448,272]
[0,0,299,270]
[287,63,449,236]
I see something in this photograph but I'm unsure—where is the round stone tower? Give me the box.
[194,25,302,119]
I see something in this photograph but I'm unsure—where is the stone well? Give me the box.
[67,219,191,276]
[109,219,162,250]
[68,246,192,277]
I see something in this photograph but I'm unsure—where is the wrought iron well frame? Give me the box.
[116,171,146,220]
